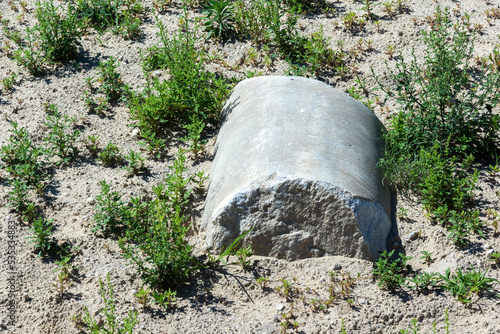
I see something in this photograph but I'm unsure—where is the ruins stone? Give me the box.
[201,76,396,261]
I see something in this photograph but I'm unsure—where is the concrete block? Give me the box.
[201,76,396,261]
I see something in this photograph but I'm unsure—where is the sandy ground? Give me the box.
[1,0,500,333]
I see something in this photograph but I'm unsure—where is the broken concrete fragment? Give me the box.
[201,76,396,261]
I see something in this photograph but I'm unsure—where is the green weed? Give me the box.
[84,134,101,158]
[98,142,123,166]
[376,6,499,245]
[43,106,80,164]
[81,273,138,333]
[117,150,196,291]
[134,286,150,308]
[439,265,499,304]
[151,289,177,310]
[74,0,143,39]
[52,257,77,301]
[1,72,17,92]
[93,180,129,234]
[373,250,413,291]
[203,0,236,41]
[123,150,146,175]
[27,217,54,256]
[96,57,126,102]
[130,14,230,155]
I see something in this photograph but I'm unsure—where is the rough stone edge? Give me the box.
[203,175,395,261]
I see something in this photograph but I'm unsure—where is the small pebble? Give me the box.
[87,197,96,205]
[407,231,419,241]
[484,243,493,250]
[332,263,342,271]
[277,304,285,311]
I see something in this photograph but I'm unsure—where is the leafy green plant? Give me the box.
[1,72,17,92]
[419,251,434,264]
[81,273,138,333]
[27,217,54,256]
[97,57,126,102]
[84,134,101,157]
[33,0,82,62]
[118,150,196,291]
[202,0,236,41]
[52,256,77,301]
[151,289,177,310]
[98,142,123,166]
[0,122,44,185]
[373,250,413,291]
[406,271,440,293]
[129,14,231,153]
[309,298,327,312]
[134,286,150,308]
[360,0,378,20]
[12,27,47,76]
[376,6,499,245]
[93,180,129,234]
[43,106,80,164]
[256,276,269,290]
[276,278,294,301]
[234,245,253,268]
[181,116,207,159]
[123,150,146,175]
[74,0,143,39]
[439,265,499,304]
[488,252,500,266]
[205,228,254,267]
[7,178,38,222]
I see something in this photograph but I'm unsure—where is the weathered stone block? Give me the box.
[201,76,396,261]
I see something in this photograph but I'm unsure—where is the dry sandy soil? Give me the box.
[1,0,500,333]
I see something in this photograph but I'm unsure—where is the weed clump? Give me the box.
[376,6,500,245]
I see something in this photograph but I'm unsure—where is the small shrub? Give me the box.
[84,134,101,157]
[96,57,126,102]
[34,0,82,62]
[439,265,499,304]
[151,289,177,310]
[43,105,80,164]
[129,15,231,154]
[118,150,196,291]
[373,250,413,291]
[202,0,236,41]
[27,217,54,256]
[93,180,129,234]
[75,0,143,39]
[81,273,138,333]
[123,150,146,175]
[98,142,123,166]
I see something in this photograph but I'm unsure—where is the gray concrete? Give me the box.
[201,76,396,261]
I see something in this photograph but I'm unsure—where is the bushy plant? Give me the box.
[373,250,413,291]
[81,273,138,333]
[96,57,126,102]
[378,6,500,174]
[74,0,143,39]
[129,14,231,156]
[27,217,54,256]
[43,105,80,164]
[34,0,82,62]
[376,6,499,243]
[202,0,236,41]
[439,265,499,304]
[98,142,123,166]
[93,180,129,234]
[0,122,45,186]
